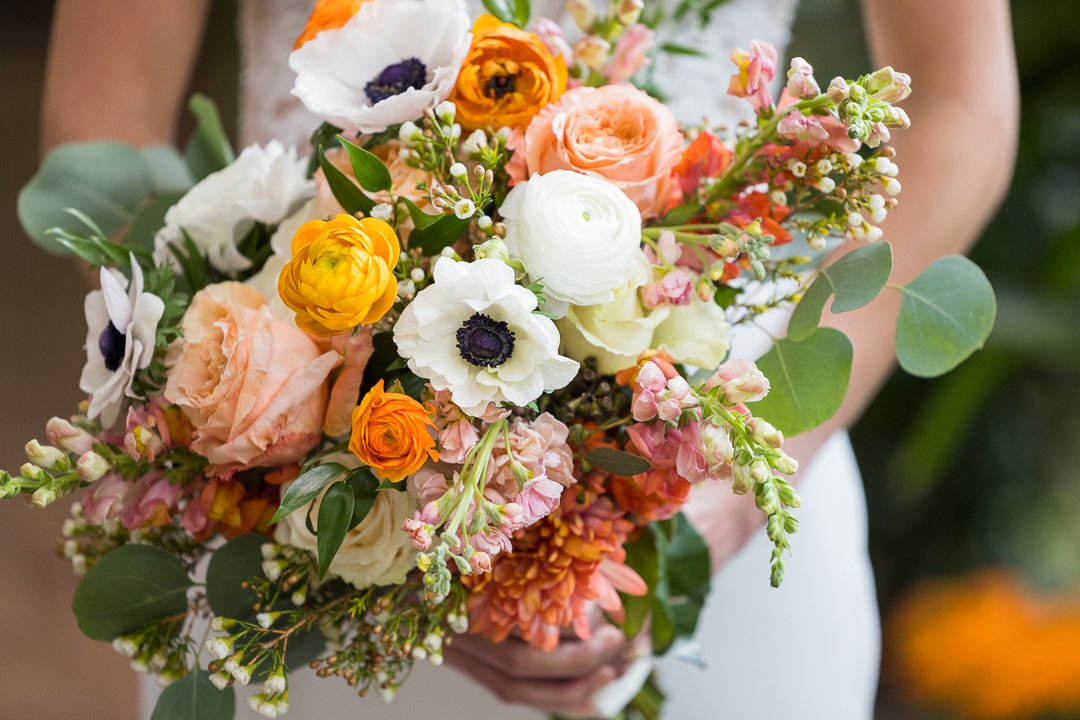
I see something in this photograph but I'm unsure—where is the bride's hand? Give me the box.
[445,621,634,717]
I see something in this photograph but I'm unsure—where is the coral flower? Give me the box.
[349,380,439,482]
[294,0,364,49]
[464,472,644,651]
[451,14,568,131]
[278,215,400,337]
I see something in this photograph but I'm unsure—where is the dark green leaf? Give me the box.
[271,462,347,523]
[654,203,701,226]
[401,199,470,255]
[307,123,344,177]
[338,136,392,193]
[72,545,192,641]
[284,625,326,671]
[185,94,235,181]
[660,42,705,56]
[346,467,380,530]
[318,146,375,215]
[895,255,997,377]
[126,194,184,251]
[660,514,711,636]
[205,535,266,620]
[585,447,652,477]
[788,242,893,341]
[649,597,676,654]
[18,141,150,253]
[713,283,739,309]
[750,328,853,436]
[150,670,234,720]
[619,532,659,638]
[317,481,355,579]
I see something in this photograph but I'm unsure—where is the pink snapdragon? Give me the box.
[704,358,771,404]
[533,18,573,63]
[727,41,778,110]
[632,360,698,423]
[81,473,132,526]
[121,474,181,530]
[785,57,820,98]
[46,417,95,455]
[402,502,438,551]
[604,24,654,83]
[777,112,830,143]
[516,476,565,525]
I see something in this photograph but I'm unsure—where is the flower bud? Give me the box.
[573,35,611,71]
[449,162,468,179]
[866,66,912,103]
[772,452,799,476]
[76,451,111,482]
[370,203,394,221]
[398,121,421,145]
[474,237,510,263]
[209,671,233,691]
[31,486,58,508]
[749,418,784,448]
[46,417,96,455]
[617,0,644,25]
[826,77,850,104]
[25,440,67,471]
[435,100,457,124]
[566,0,597,31]
[461,128,489,156]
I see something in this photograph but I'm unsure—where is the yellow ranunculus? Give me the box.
[278,214,400,336]
[450,14,568,131]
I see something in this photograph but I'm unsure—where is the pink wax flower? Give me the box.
[604,24,654,84]
[642,268,694,308]
[728,40,778,110]
[705,358,771,404]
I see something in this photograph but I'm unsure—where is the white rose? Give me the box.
[558,254,670,374]
[500,170,646,312]
[154,141,313,276]
[652,296,731,370]
[275,455,418,589]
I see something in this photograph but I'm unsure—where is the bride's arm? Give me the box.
[685,0,1020,570]
[42,0,211,153]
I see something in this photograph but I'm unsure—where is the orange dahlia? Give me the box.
[464,472,645,651]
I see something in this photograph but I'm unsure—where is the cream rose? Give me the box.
[500,170,646,311]
[164,282,338,475]
[558,254,670,375]
[275,455,418,589]
[652,296,732,370]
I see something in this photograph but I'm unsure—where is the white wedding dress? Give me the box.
[141,1,880,717]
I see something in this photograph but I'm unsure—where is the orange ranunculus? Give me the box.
[294,0,364,49]
[349,380,438,482]
[450,14,567,131]
[278,215,400,337]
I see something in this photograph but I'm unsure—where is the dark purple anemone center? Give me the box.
[365,57,429,104]
[99,321,126,372]
[456,313,515,368]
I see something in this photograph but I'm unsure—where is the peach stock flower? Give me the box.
[513,84,683,218]
[164,283,338,476]
[294,0,364,49]
[278,215,400,337]
[451,14,568,131]
[349,380,439,482]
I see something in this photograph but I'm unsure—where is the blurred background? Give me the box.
[0,1,1076,719]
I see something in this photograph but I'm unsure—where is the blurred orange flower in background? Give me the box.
[294,0,364,49]
[451,14,567,131]
[888,569,1080,719]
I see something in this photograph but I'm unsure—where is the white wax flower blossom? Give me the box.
[80,259,165,427]
[500,170,646,312]
[154,141,313,275]
[652,296,732,370]
[394,258,580,415]
[289,0,472,134]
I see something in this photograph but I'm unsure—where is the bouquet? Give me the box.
[6,0,996,717]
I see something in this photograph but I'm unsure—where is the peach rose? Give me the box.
[513,84,683,218]
[164,282,338,476]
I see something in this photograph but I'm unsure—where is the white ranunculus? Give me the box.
[275,455,418,589]
[245,198,320,324]
[652,296,732,370]
[289,0,471,134]
[558,254,670,375]
[394,258,579,416]
[80,259,165,427]
[500,170,647,312]
[154,141,313,276]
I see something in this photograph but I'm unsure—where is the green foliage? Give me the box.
[482,0,530,27]
[338,135,392,193]
[72,545,193,641]
[271,463,348,524]
[401,199,471,255]
[317,481,355,579]
[585,447,652,477]
[788,241,893,341]
[894,255,997,378]
[141,146,196,195]
[750,328,853,436]
[346,467,380,530]
[205,535,267,620]
[150,670,234,720]
[318,146,375,215]
[184,94,235,181]
[18,141,151,253]
[126,194,183,251]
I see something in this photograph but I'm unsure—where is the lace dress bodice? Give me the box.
[237,0,798,148]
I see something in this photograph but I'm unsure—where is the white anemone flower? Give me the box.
[154,141,312,276]
[80,259,165,427]
[394,258,580,416]
[289,0,472,134]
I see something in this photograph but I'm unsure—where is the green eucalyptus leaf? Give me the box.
[317,481,355,579]
[72,545,192,641]
[205,534,266,620]
[318,146,375,215]
[585,447,652,477]
[141,146,196,195]
[271,462,347,524]
[338,136,392,193]
[895,255,997,378]
[150,670,234,720]
[750,328,853,436]
[126,194,183,251]
[401,199,470,256]
[185,94,235,181]
[788,241,893,341]
[18,141,150,253]
[347,467,380,530]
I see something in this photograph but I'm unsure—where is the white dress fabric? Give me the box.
[142,1,880,718]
